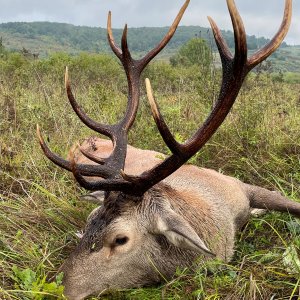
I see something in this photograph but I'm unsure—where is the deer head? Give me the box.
[37,0,292,299]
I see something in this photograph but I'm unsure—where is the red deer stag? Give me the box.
[37,0,295,299]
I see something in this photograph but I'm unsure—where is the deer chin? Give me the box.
[61,255,151,300]
[61,275,113,300]
[60,258,108,300]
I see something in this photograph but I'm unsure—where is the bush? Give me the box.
[170,38,213,70]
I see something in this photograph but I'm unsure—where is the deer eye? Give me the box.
[114,236,128,246]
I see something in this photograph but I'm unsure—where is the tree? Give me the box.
[0,37,8,59]
[170,37,217,108]
[170,37,213,71]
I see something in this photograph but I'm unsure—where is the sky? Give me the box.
[0,0,299,45]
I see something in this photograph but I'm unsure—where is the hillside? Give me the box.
[0,21,281,56]
[0,21,300,72]
[268,46,300,73]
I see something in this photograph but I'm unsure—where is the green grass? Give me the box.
[0,53,300,299]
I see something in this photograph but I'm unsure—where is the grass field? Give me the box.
[0,52,300,299]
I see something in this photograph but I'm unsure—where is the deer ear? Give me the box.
[80,191,105,205]
[154,209,215,257]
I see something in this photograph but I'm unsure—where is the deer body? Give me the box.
[63,142,244,299]
[76,138,300,223]
[60,138,300,300]
[36,0,294,299]
[74,137,252,236]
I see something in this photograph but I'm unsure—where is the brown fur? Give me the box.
[60,138,300,299]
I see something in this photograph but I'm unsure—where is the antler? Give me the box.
[38,0,292,197]
[37,0,190,192]
[127,0,293,193]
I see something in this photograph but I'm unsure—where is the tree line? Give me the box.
[0,21,286,57]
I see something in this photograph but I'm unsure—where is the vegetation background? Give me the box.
[0,24,300,299]
[1,21,300,76]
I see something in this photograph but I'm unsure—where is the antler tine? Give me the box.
[227,0,247,68]
[37,124,73,171]
[107,11,122,59]
[145,78,183,155]
[65,67,113,138]
[139,0,190,70]
[121,24,131,61]
[79,147,105,165]
[117,22,138,132]
[207,17,232,62]
[248,0,292,68]
[37,125,115,178]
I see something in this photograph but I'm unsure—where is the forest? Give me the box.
[0,32,300,299]
[1,21,300,76]
[0,21,278,54]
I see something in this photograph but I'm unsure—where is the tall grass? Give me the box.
[0,52,299,299]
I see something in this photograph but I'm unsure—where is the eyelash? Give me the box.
[89,237,129,252]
